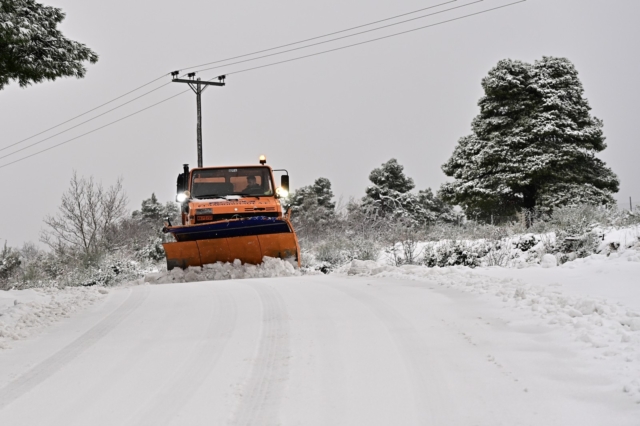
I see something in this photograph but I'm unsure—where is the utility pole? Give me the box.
[171,71,225,168]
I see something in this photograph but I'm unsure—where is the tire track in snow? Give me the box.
[0,286,150,409]
[231,281,290,426]
[129,285,238,426]
[327,282,448,425]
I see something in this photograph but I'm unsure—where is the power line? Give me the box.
[1,2,472,156]
[0,1,526,170]
[1,1,457,152]
[0,90,190,170]
[188,0,484,75]
[0,74,168,152]
[0,81,173,161]
[180,0,458,73]
[224,1,525,76]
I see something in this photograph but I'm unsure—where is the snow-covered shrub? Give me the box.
[383,220,426,266]
[0,242,21,288]
[311,233,382,272]
[134,237,166,262]
[550,204,613,235]
[314,238,353,268]
[62,255,145,287]
[619,208,640,227]
[385,238,423,266]
[515,234,538,252]
[483,242,513,267]
[423,241,489,268]
[548,204,612,260]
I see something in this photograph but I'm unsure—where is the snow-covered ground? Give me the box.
[0,286,108,350]
[0,231,638,425]
[341,246,640,403]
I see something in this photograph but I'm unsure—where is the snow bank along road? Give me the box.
[0,275,638,425]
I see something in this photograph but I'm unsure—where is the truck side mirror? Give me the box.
[280,175,289,191]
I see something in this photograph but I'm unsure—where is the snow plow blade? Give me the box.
[162,217,300,270]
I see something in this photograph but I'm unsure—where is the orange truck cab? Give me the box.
[161,158,300,270]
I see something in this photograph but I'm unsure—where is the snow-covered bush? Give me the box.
[134,237,166,262]
[383,220,426,266]
[423,241,490,268]
[62,255,145,287]
[0,242,21,288]
[311,234,381,271]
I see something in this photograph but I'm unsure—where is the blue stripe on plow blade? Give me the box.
[164,217,292,242]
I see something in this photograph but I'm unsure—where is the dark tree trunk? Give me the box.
[522,186,538,228]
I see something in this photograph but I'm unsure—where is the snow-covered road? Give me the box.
[0,275,638,425]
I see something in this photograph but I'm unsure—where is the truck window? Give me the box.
[191,167,274,198]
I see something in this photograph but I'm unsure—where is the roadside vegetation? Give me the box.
[2,56,636,289]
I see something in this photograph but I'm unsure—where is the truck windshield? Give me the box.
[191,167,274,198]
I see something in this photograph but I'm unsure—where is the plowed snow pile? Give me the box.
[339,246,640,400]
[0,286,108,349]
[143,256,301,284]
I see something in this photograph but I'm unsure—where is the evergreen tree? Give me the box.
[440,57,619,221]
[287,177,337,238]
[134,193,163,222]
[130,194,180,261]
[0,241,21,281]
[289,177,336,213]
[0,0,98,89]
[364,158,415,215]
[132,193,179,225]
[417,188,457,224]
[364,159,455,224]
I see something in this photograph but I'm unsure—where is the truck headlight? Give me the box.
[176,191,190,203]
[276,187,289,198]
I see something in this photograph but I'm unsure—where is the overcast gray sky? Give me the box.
[1,0,639,246]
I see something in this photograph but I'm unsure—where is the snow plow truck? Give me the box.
[162,156,300,270]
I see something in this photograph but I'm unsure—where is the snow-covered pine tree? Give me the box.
[363,159,455,224]
[440,57,619,222]
[133,193,163,223]
[0,0,98,89]
[0,241,21,283]
[289,177,336,213]
[132,193,180,225]
[364,158,415,216]
[286,177,336,240]
[417,188,457,224]
[129,194,180,261]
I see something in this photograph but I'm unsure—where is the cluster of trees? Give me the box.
[363,159,456,224]
[291,57,619,229]
[0,173,179,288]
[1,48,623,284]
[288,158,457,241]
[40,173,179,265]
